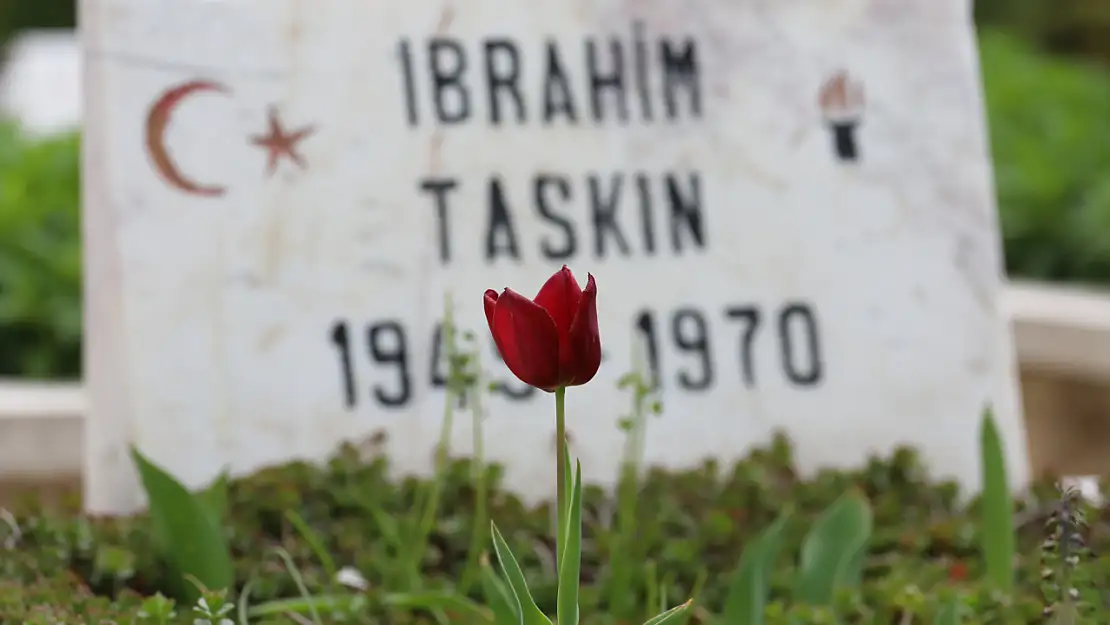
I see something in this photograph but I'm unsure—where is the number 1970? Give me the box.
[635,301,823,391]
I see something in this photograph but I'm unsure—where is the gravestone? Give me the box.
[83,0,1029,514]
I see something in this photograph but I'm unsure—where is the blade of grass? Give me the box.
[285,509,338,583]
[237,578,254,625]
[667,568,706,625]
[491,522,552,625]
[933,597,962,625]
[268,546,322,625]
[609,459,639,619]
[406,294,460,593]
[481,554,521,625]
[644,561,659,620]
[610,353,652,621]
[642,600,693,625]
[557,460,583,625]
[382,591,496,623]
[980,407,1015,593]
[366,502,403,548]
[249,595,361,618]
[459,374,491,594]
[658,578,670,615]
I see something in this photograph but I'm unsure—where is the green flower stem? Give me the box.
[458,376,488,594]
[555,386,567,572]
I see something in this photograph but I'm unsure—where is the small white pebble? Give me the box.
[336,566,369,591]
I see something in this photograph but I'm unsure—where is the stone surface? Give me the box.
[82,0,1027,513]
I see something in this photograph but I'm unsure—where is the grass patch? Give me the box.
[2,432,1107,623]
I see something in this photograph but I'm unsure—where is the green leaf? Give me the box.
[793,491,872,606]
[481,556,521,625]
[559,440,574,552]
[198,469,230,523]
[130,446,233,602]
[642,600,693,625]
[557,460,583,625]
[980,407,1015,593]
[841,544,867,588]
[722,510,791,625]
[933,597,963,625]
[490,522,552,625]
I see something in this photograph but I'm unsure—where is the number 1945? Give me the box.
[328,319,535,410]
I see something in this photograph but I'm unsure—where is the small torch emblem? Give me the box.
[818,70,865,162]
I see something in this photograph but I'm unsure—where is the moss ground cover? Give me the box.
[1,432,1108,623]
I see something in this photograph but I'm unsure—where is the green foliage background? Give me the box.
[3,437,1108,623]
[975,0,1110,67]
[981,31,1110,284]
[0,2,75,58]
[0,124,80,378]
[0,28,1109,378]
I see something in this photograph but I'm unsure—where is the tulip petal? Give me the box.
[493,288,561,391]
[484,289,499,330]
[487,290,518,378]
[565,273,601,386]
[534,265,583,336]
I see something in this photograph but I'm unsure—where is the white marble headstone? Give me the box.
[82,0,1028,514]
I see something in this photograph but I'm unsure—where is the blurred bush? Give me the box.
[0,123,80,378]
[976,0,1110,67]
[4,0,1110,68]
[0,29,1109,379]
[980,30,1110,283]
[0,2,75,56]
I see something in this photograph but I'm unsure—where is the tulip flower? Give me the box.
[480,269,690,625]
[483,265,601,393]
[483,265,601,575]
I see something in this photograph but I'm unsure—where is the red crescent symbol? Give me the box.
[145,80,231,197]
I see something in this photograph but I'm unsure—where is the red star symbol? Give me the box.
[249,107,315,176]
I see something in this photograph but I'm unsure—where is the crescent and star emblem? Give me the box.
[144,79,317,197]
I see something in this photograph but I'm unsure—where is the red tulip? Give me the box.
[484,266,601,392]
